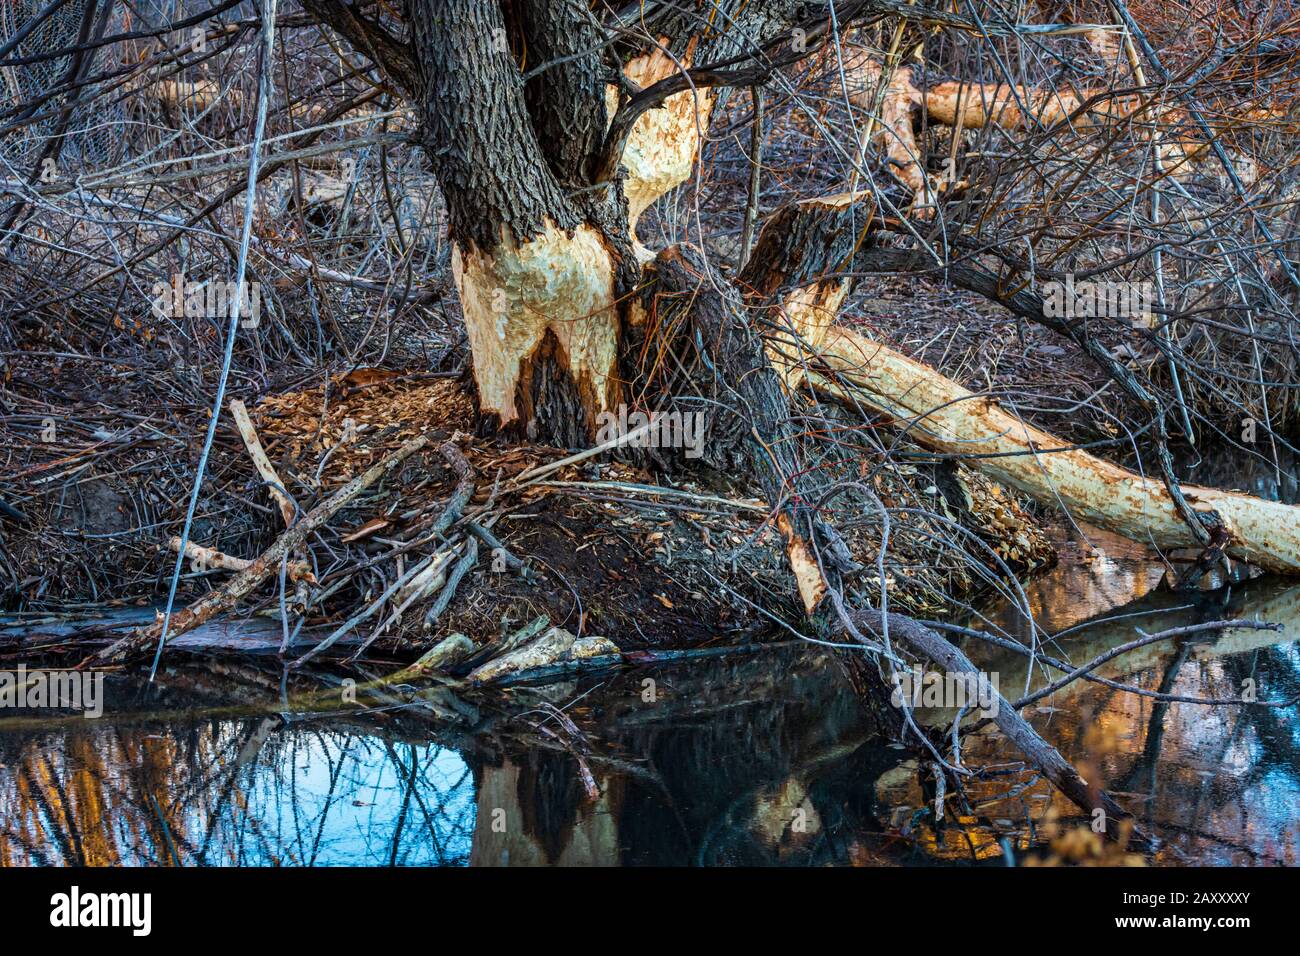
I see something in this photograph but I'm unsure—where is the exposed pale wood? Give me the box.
[802,327,1300,573]
[468,625,579,684]
[385,633,476,681]
[840,48,1227,206]
[392,548,456,609]
[777,512,829,615]
[741,190,864,389]
[168,537,314,583]
[229,398,295,527]
[151,78,231,111]
[609,43,715,259]
[454,223,619,430]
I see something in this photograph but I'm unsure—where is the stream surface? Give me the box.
[1,521,1297,866]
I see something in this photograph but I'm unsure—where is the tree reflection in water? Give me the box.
[0,579,1296,867]
[0,720,476,865]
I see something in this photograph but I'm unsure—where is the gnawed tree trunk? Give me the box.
[740,190,865,376]
[613,45,715,261]
[402,2,733,446]
[309,0,803,445]
[407,0,629,446]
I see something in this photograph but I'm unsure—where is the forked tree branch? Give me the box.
[300,0,418,95]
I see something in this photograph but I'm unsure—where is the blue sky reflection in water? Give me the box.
[0,719,476,866]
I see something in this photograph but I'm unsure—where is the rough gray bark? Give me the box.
[516,0,608,188]
[644,245,857,615]
[403,0,636,448]
[407,0,578,251]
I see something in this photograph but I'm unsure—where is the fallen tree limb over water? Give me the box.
[850,607,1145,846]
[803,327,1300,574]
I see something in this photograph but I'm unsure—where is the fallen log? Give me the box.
[388,633,476,681]
[852,607,1143,846]
[804,326,1300,574]
[728,187,1294,846]
[737,187,1300,574]
[838,46,1270,207]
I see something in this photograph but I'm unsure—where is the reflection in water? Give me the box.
[975,524,1169,638]
[0,719,475,865]
[911,527,1300,865]
[930,616,1300,865]
[464,652,896,866]
[0,652,909,867]
[0,535,1297,866]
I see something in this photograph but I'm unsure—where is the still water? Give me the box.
[1,526,1297,866]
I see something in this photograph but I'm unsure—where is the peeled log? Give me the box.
[802,327,1300,574]
[745,191,1300,573]
[839,49,1221,205]
[168,537,314,583]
